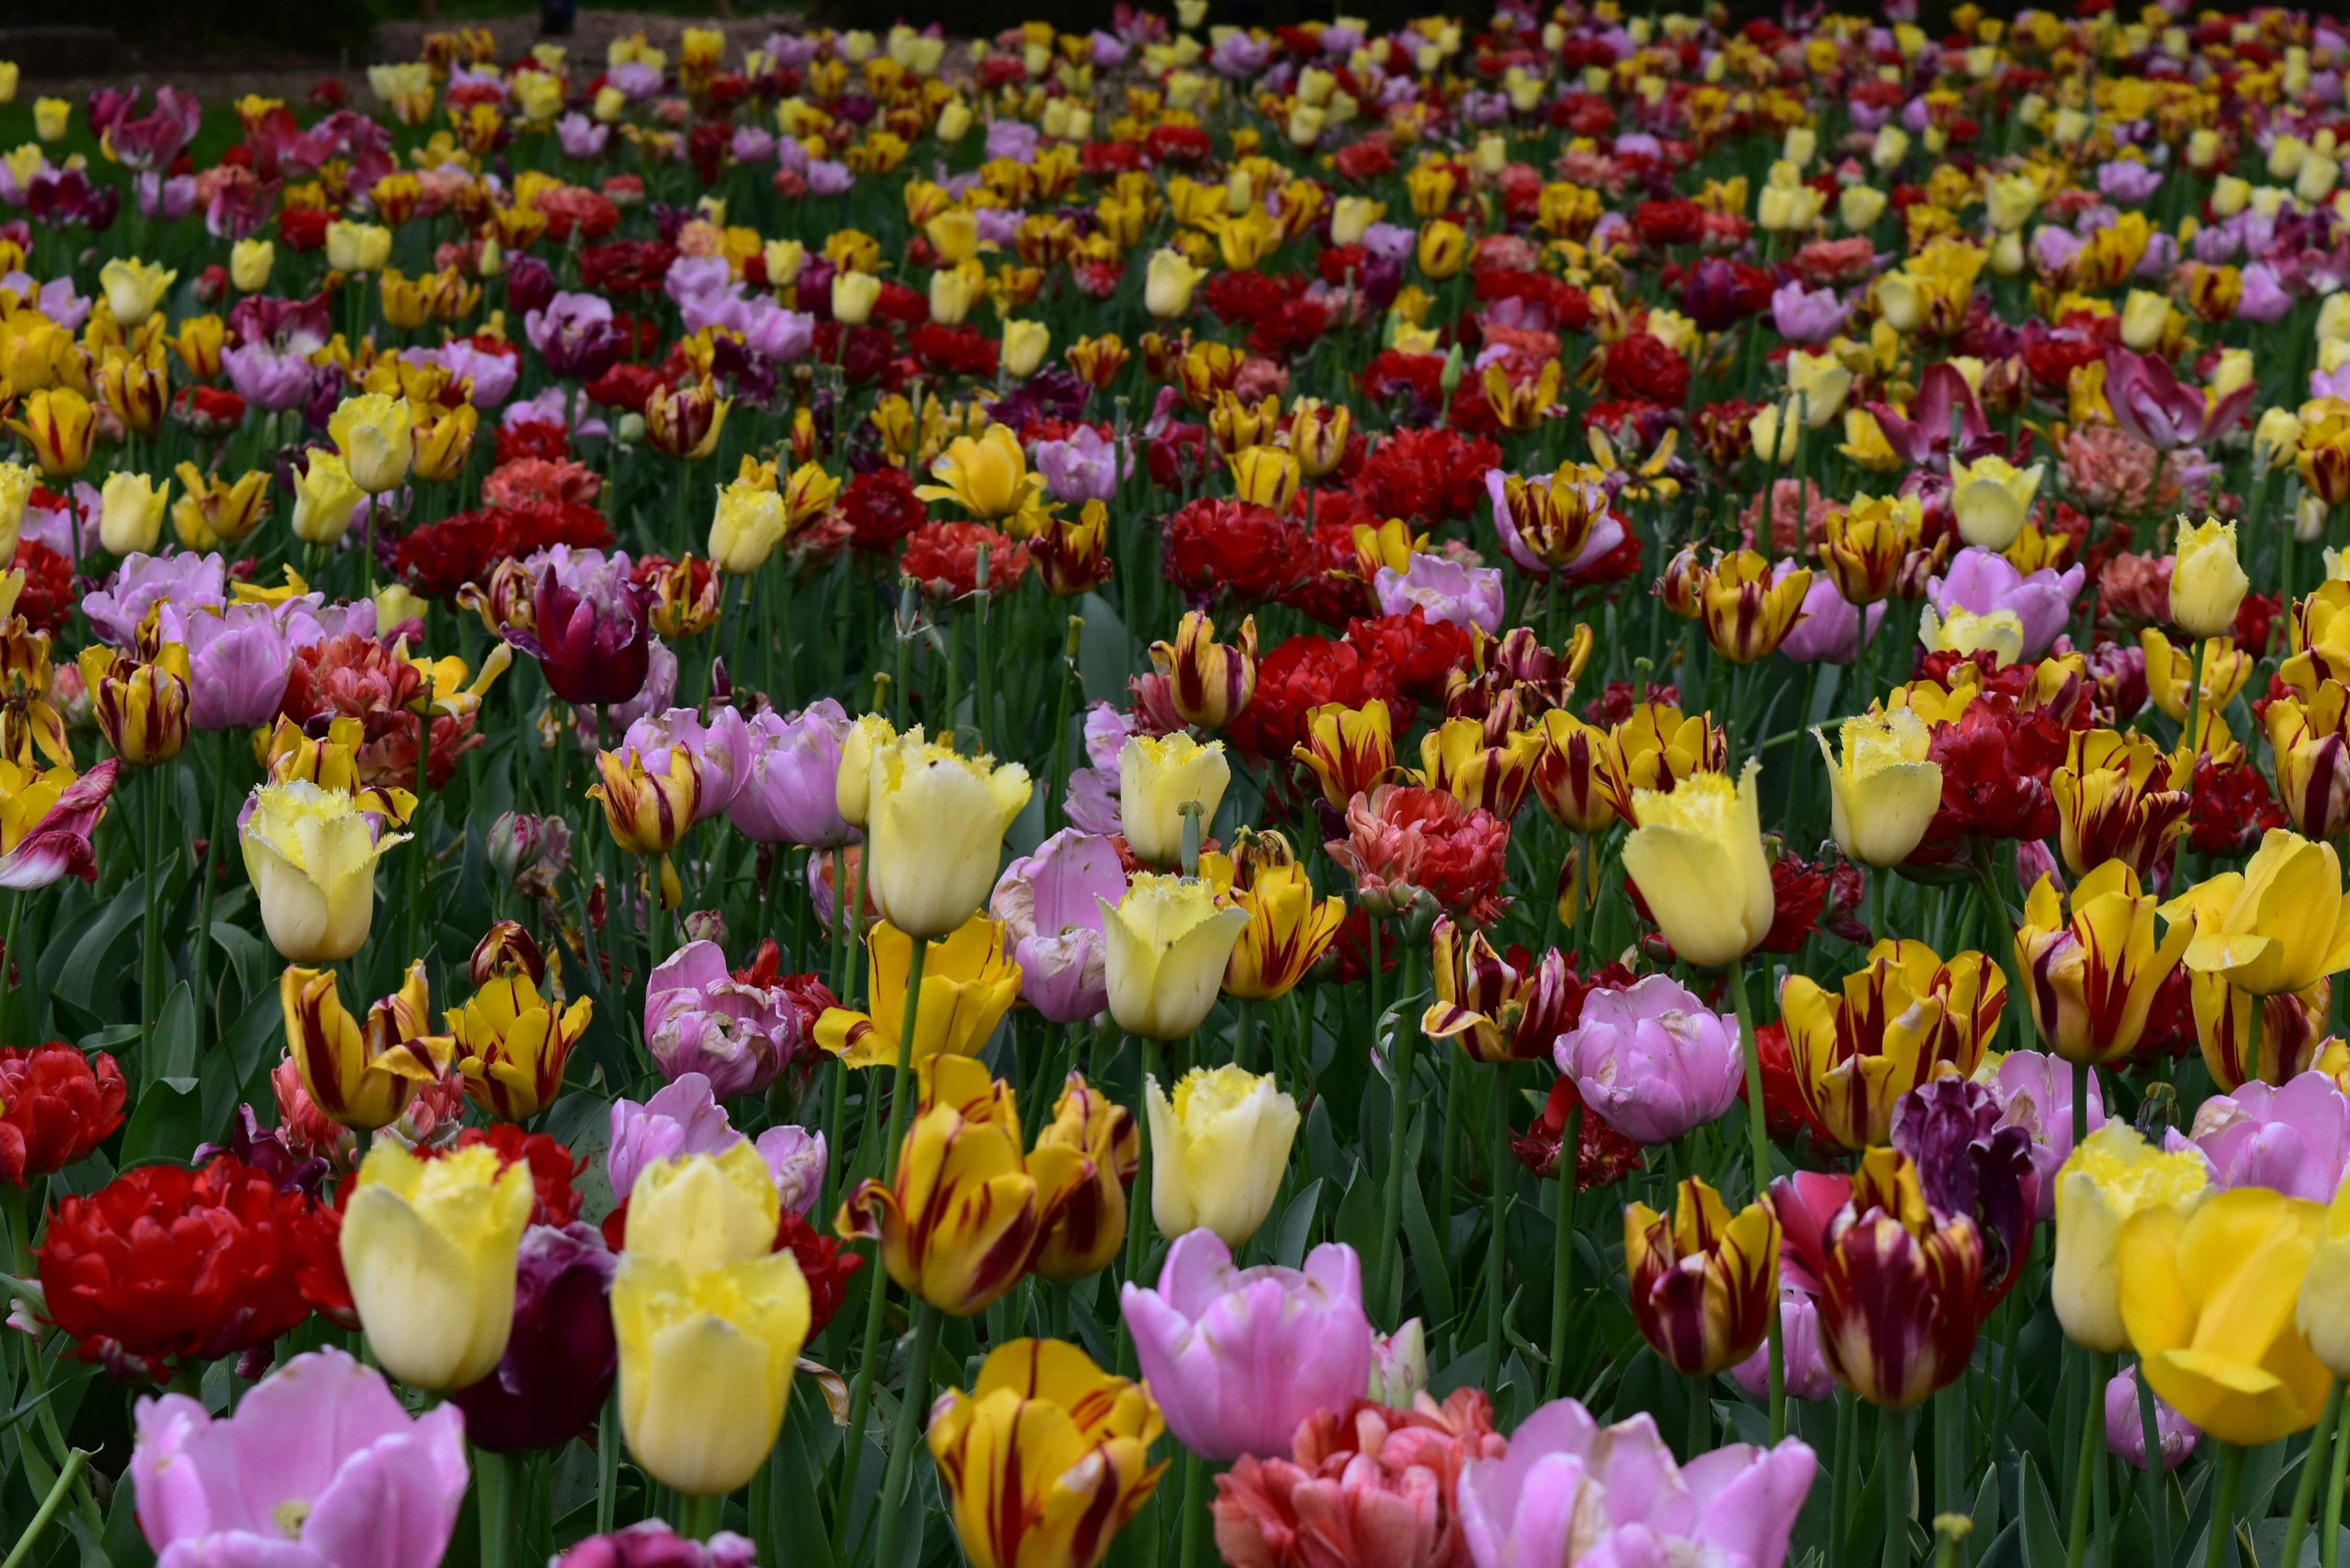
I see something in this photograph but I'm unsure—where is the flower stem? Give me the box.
[2322,1384,2350,1568]
[2285,1379,2343,1568]
[2205,1440,2245,1568]
[1119,1030,1158,1375]
[1,1446,84,1568]
[872,1301,943,1568]
[597,1385,620,1535]
[477,1447,519,1568]
[1181,1448,1211,1568]
[2138,1366,2171,1568]
[1725,954,1785,1441]
[1378,938,1422,1327]
[2064,1350,2113,1568]
[1884,1403,1911,1568]
[2184,635,2210,764]
[1545,1103,1580,1403]
[1485,1062,1510,1362]
[677,1487,723,1542]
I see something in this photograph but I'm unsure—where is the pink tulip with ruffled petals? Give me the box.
[2169,1070,2350,1203]
[132,1347,469,1568]
[1122,1230,1374,1462]
[641,941,805,1098]
[1556,975,1745,1145]
[991,829,1130,1023]
[755,1123,827,1217]
[728,698,857,848]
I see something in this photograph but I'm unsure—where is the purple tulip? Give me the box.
[1776,567,1884,665]
[756,1123,827,1218]
[1770,279,1848,344]
[1036,425,1124,504]
[162,600,311,731]
[1458,1402,1817,1568]
[419,340,519,409]
[558,111,611,159]
[1893,1078,2038,1298]
[623,705,752,823]
[84,551,228,647]
[986,119,1041,162]
[1556,974,1745,1144]
[524,291,628,383]
[728,698,857,848]
[2169,1070,2350,1203]
[1734,1288,1836,1402]
[564,1522,757,1568]
[1679,258,1754,333]
[221,341,315,411]
[505,255,558,319]
[1991,1048,2105,1216]
[740,296,816,364]
[991,829,1130,1023]
[1375,553,1505,633]
[2096,160,2165,203]
[608,1072,744,1201]
[449,1223,618,1452]
[1119,1230,1373,1462]
[643,941,806,1099]
[503,552,652,707]
[2106,1366,2199,1471]
[2239,261,2294,323]
[132,1348,469,1568]
[1925,548,2085,662]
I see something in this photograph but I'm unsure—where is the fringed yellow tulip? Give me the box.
[1818,708,1942,868]
[613,1248,810,1496]
[2052,1124,2210,1354]
[340,1141,533,1391]
[1146,1064,1299,1247]
[625,1143,784,1272]
[1621,761,1775,969]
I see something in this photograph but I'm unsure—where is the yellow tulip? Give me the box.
[1947,454,2044,550]
[1119,733,1229,868]
[612,1248,810,1495]
[340,1141,533,1391]
[2015,862,2190,1065]
[815,914,1023,1069]
[230,238,275,293]
[917,424,1045,526]
[2120,1185,2333,1446]
[279,961,455,1132]
[589,744,703,859]
[2051,1123,2209,1354]
[9,387,97,478]
[97,470,168,555]
[2171,515,2250,641]
[409,402,478,484]
[2298,1174,2350,1379]
[239,780,407,963]
[328,393,415,493]
[1621,760,1775,968]
[169,465,272,552]
[863,730,1032,941]
[1146,1063,1299,1247]
[625,1143,784,1272]
[1144,247,1206,317]
[1002,319,1050,379]
[1102,873,1250,1042]
[928,1339,1166,1568]
[1223,861,1345,1001]
[833,712,896,831]
[98,258,177,330]
[929,259,983,326]
[1785,349,1852,425]
[290,452,365,547]
[1818,707,1942,868]
[2162,829,2350,996]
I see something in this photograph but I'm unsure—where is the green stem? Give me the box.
[1725,955,1785,1441]
[2286,1380,2343,1568]
[1,1446,85,1568]
[1378,938,1421,1327]
[1545,1104,1581,1403]
[1688,1372,1710,1462]
[2064,1349,2111,1568]
[872,1302,944,1568]
[2184,635,2209,764]
[142,766,164,1053]
[1485,1063,1510,1361]
[195,728,232,1042]
[1120,1031,1159,1372]
[1181,1448,1211,1568]
[1234,999,1255,1072]
[1832,1387,1857,1568]
[598,1385,621,1535]
[2138,1367,2171,1568]
[2205,1441,2245,1568]
[2322,1380,2350,1568]
[1934,1381,1966,1526]
[477,1447,520,1568]
[677,1487,723,1542]
[0,889,20,1048]
[1885,1403,1911,1568]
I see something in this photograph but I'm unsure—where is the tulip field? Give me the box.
[13,4,2350,1567]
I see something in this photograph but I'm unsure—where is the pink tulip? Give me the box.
[1556,974,1745,1144]
[1926,549,2086,662]
[991,829,1130,1023]
[1122,1229,1373,1462]
[2103,346,2255,452]
[1734,1288,1837,1402]
[2168,1070,2350,1203]
[2106,1365,2199,1471]
[607,1072,742,1201]
[0,758,117,890]
[132,1348,469,1568]
[728,698,857,848]
[564,1521,757,1568]
[642,941,807,1099]
[622,705,752,823]
[1991,1049,2105,1217]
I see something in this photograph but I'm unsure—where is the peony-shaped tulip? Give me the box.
[728,698,857,848]
[991,828,1129,1022]
[643,939,805,1098]
[1556,973,1744,1144]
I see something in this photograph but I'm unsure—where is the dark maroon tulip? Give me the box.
[503,566,652,707]
[504,253,559,319]
[449,1223,617,1452]
[1891,1077,2037,1314]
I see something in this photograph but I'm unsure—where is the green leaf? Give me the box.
[151,982,198,1089]
[223,986,285,1098]
[119,1078,206,1168]
[2020,1452,2065,1568]
[58,875,150,1020]
[1400,1162,1454,1330]
[1274,1179,1322,1271]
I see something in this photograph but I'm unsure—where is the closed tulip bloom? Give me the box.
[864,730,1033,941]
[838,1054,1089,1314]
[80,643,192,766]
[2266,681,2350,842]
[832,269,881,324]
[229,237,274,293]
[2141,629,2255,725]
[2191,974,2334,1091]
[1417,717,1545,818]
[1145,247,1207,316]
[1818,708,1942,868]
[816,914,1021,1069]
[1102,873,1251,1041]
[917,424,1046,527]
[2162,828,2350,996]
[100,469,170,554]
[1121,1230,1372,1460]
[2015,862,2191,1066]
[1807,1149,1985,1408]
[2171,515,2248,639]
[1121,733,1230,869]
[625,1143,783,1272]
[611,1247,810,1496]
[1557,974,1745,1144]
[1146,1064,1299,1247]
[2051,1124,2210,1354]
[1782,940,2006,1149]
[1625,1177,1781,1378]
[2119,1184,2333,1446]
[281,961,455,1132]
[450,1223,619,1453]
[1292,699,1395,812]
[341,1140,533,1390]
[241,780,409,963]
[328,393,415,493]
[1150,610,1258,730]
[1031,1072,1134,1282]
[99,257,176,328]
[2297,1175,2350,1378]
[2053,728,2194,880]
[290,450,364,546]
[1698,550,1811,664]
[1002,320,1050,379]
[1948,454,2044,550]
[1224,862,1345,1002]
[1531,709,1617,834]
[9,387,97,477]
[1621,760,1775,968]
[834,712,896,831]
[930,1338,1166,1568]
[992,829,1127,1023]
[589,745,703,858]
[644,381,730,461]
[1423,918,1576,1065]
[447,971,593,1122]
[709,478,787,575]
[1820,493,1922,605]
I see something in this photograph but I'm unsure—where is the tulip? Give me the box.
[709,476,786,575]
[130,1349,469,1568]
[170,465,272,553]
[1102,873,1251,1042]
[2266,681,2350,842]
[328,393,415,493]
[1146,1064,1299,1247]
[917,424,1046,527]
[2051,1123,2210,1354]
[1948,454,2044,550]
[340,1140,533,1390]
[992,829,1128,1023]
[2141,629,2255,727]
[241,780,409,963]
[1225,861,1346,1002]
[1926,548,2085,662]
[2106,1366,2200,1471]
[1002,319,1049,379]
[99,257,176,328]
[1292,699,1396,812]
[645,381,731,461]
[1531,709,1617,834]
[2053,728,2193,881]
[2299,1174,2350,1380]
[1818,708,1942,868]
[1698,550,1811,664]
[80,643,191,766]
[1421,917,1574,1064]
[1781,940,2006,1149]
[2014,862,2191,1065]
[8,387,96,477]
[1621,760,1775,969]
[1803,1149,1984,1408]
[1457,1399,1816,1568]
[447,970,593,1122]
[229,237,274,293]
[450,1222,619,1452]
[2171,515,2249,640]
[99,345,170,440]
[2179,1071,2350,1204]
[1557,973,1745,1144]
[625,1143,783,1272]
[2119,1184,2332,1446]
[99,469,169,555]
[861,729,1032,942]
[1819,493,1922,607]
[280,961,455,1132]
[1121,1230,1373,1460]
[607,1073,744,1202]
[2163,828,2350,996]
[1488,464,1611,573]
[1624,1177,1781,1378]
[0,757,118,892]
[289,450,364,547]
[1145,247,1206,316]
[1149,610,1257,730]
[2193,973,2333,1090]
[816,915,1021,1069]
[837,1053,1091,1314]
[1119,732,1230,869]
[1416,717,1544,818]
[611,1247,810,1495]
[589,743,703,863]
[929,1338,1166,1568]
[1735,1290,1838,1403]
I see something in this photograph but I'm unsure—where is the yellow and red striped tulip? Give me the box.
[1291,698,1395,810]
[1149,610,1258,731]
[2013,862,2191,1066]
[447,971,592,1122]
[1625,1176,1781,1378]
[280,960,455,1132]
[1781,939,2006,1148]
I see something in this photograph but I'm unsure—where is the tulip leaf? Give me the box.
[777,1395,841,1568]
[1400,1160,1454,1329]
[222,985,285,1099]
[1334,1164,1382,1267]
[150,982,198,1089]
[2018,1453,2064,1568]
[1273,1178,1322,1271]
[56,873,151,1021]
[118,1078,206,1169]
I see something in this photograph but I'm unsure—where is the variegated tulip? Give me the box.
[1421,917,1575,1064]
[1819,493,1922,605]
[78,643,190,766]
[2191,972,2335,1090]
[2053,728,2194,881]
[1598,702,1726,824]
[1781,939,2006,1148]
[447,970,593,1122]
[1625,1177,1781,1378]
[280,961,455,1132]
[1222,858,1345,1002]
[1491,463,1610,571]
[1698,550,1812,664]
[1149,610,1258,731]
[1531,708,1617,834]
[1805,1149,1985,1408]
[2139,628,2255,725]
[2266,679,2350,842]
[1291,698,1395,810]
[1416,715,1545,818]
[2014,862,2191,1066]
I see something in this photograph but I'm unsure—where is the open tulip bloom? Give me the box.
[26,17,2350,1568]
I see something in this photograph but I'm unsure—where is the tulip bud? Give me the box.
[2169,515,2248,640]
